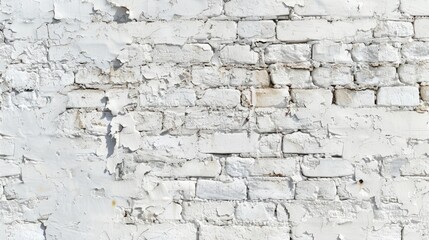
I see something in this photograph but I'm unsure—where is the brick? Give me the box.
[204,21,237,41]
[252,88,290,108]
[196,179,246,200]
[402,42,429,62]
[199,132,259,154]
[0,139,15,156]
[152,44,213,63]
[399,63,429,84]
[294,0,399,17]
[140,89,196,107]
[131,111,163,132]
[182,201,235,223]
[197,89,241,108]
[374,21,414,38]
[117,44,152,66]
[161,180,196,200]
[66,90,105,108]
[185,110,249,130]
[421,86,429,101]
[352,43,400,63]
[225,157,299,177]
[75,67,109,85]
[295,180,337,200]
[235,202,276,223]
[269,64,311,88]
[4,67,39,91]
[302,157,354,177]
[264,44,311,64]
[200,225,290,240]
[277,19,376,42]
[224,0,290,17]
[414,19,429,38]
[248,179,294,200]
[140,0,223,20]
[257,134,282,157]
[141,135,199,159]
[0,161,20,177]
[355,66,398,87]
[238,21,276,40]
[401,0,429,15]
[291,89,333,107]
[191,66,229,87]
[148,159,221,178]
[219,45,259,64]
[312,42,352,63]
[335,89,375,107]
[377,86,420,106]
[230,68,270,87]
[283,132,343,155]
[312,66,353,87]
[399,158,429,176]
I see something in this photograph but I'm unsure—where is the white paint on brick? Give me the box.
[2,0,429,239]
[377,86,420,106]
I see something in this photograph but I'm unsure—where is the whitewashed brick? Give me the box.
[414,19,429,39]
[131,111,163,132]
[265,44,311,64]
[302,157,354,177]
[312,42,352,63]
[402,42,429,62]
[140,89,196,107]
[66,90,105,108]
[185,110,249,130]
[377,86,420,106]
[291,89,333,107]
[192,66,229,87]
[152,44,213,63]
[224,0,290,17]
[197,89,241,108]
[352,43,400,63]
[253,88,290,108]
[0,139,15,156]
[226,157,299,177]
[312,66,353,87]
[199,132,259,154]
[277,19,376,42]
[269,64,312,88]
[296,180,337,200]
[0,162,20,177]
[235,202,276,223]
[374,21,414,38]
[355,66,398,87]
[230,68,270,87]
[294,0,399,17]
[238,21,275,40]
[149,159,221,178]
[248,179,294,200]
[421,86,429,101]
[219,45,259,64]
[283,132,343,155]
[182,201,235,223]
[196,179,246,200]
[335,89,375,107]
[200,225,290,240]
[401,0,429,15]
[205,21,237,41]
[399,63,429,84]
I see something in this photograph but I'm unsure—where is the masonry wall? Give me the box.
[1,0,429,239]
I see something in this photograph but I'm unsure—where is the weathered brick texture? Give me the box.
[1,0,429,239]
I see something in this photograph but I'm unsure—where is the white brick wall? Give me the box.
[2,0,429,239]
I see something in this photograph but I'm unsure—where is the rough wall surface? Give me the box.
[1,0,429,239]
